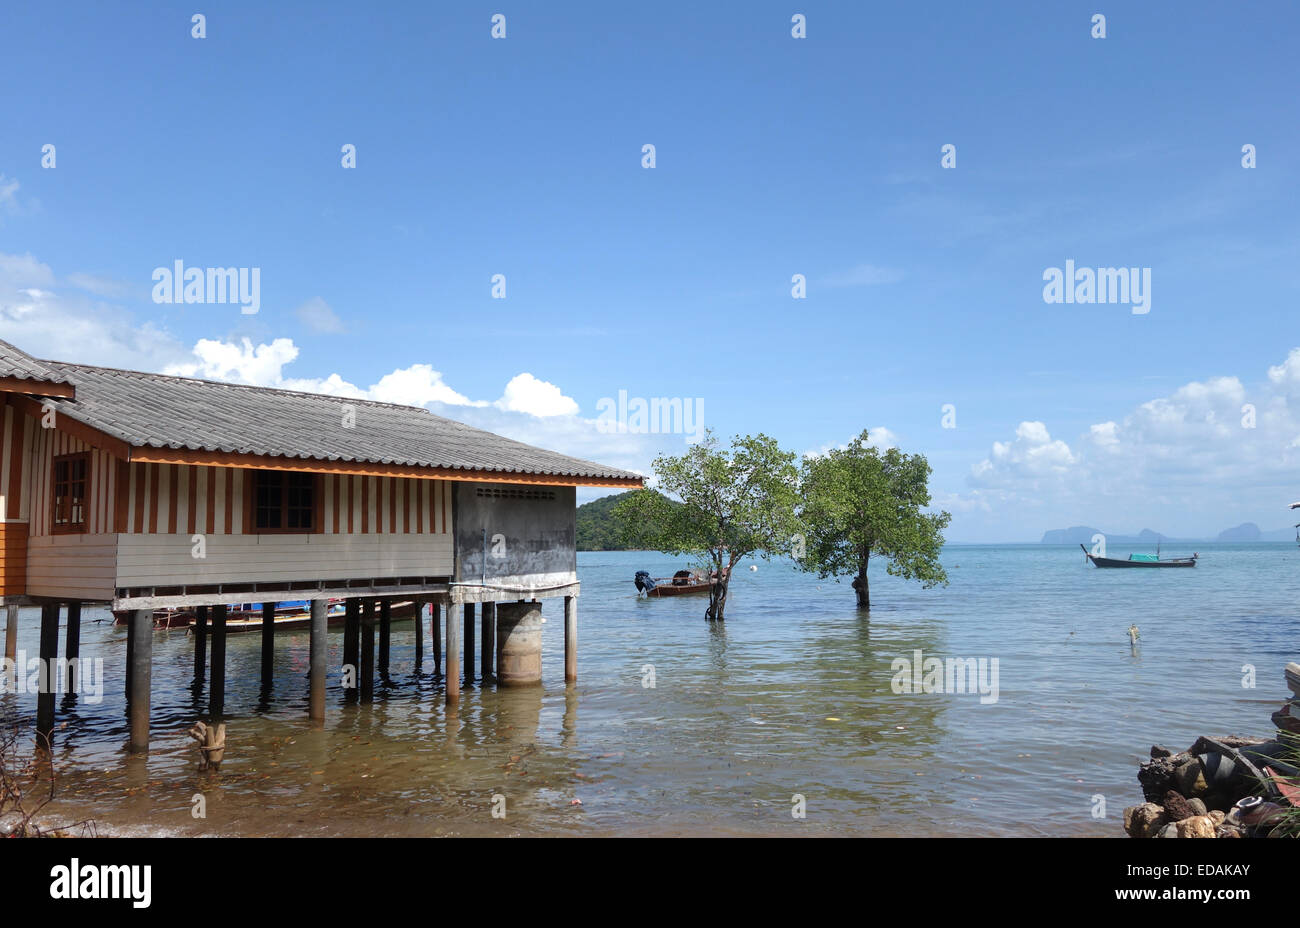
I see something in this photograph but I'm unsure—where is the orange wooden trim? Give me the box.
[187,464,198,535]
[7,405,24,517]
[0,376,75,399]
[125,446,643,488]
[7,394,129,459]
[147,463,159,534]
[167,463,179,534]
[115,460,129,533]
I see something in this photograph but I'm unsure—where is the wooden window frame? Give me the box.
[51,451,92,535]
[243,470,322,535]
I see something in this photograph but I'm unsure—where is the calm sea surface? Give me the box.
[2,544,1297,837]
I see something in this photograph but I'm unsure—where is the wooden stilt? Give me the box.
[210,604,227,720]
[2,604,15,690]
[564,595,577,684]
[481,602,495,681]
[64,601,81,694]
[193,605,208,681]
[360,601,375,702]
[343,598,360,695]
[36,604,59,746]
[379,599,391,676]
[308,599,327,723]
[414,599,424,667]
[431,602,442,675]
[445,604,460,704]
[261,600,276,686]
[125,609,135,698]
[463,603,475,686]
[128,608,152,753]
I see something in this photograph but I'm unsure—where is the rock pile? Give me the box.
[1123,662,1299,838]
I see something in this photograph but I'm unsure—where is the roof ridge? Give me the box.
[42,358,447,415]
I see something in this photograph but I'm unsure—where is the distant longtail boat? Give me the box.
[1079,544,1198,568]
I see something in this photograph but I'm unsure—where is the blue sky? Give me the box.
[2,1,1299,542]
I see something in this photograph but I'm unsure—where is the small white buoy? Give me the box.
[749,564,758,571]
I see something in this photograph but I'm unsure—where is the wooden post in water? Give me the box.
[413,599,423,667]
[210,604,228,720]
[2,604,15,690]
[64,601,81,693]
[308,599,327,723]
[564,596,577,684]
[481,602,495,681]
[3,603,17,665]
[463,603,475,686]
[261,600,276,686]
[431,602,442,675]
[36,604,59,745]
[360,600,375,702]
[125,609,135,698]
[445,603,460,704]
[128,608,152,753]
[343,598,360,696]
[193,605,209,681]
[378,599,391,677]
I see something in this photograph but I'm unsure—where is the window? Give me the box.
[249,471,318,533]
[52,453,90,533]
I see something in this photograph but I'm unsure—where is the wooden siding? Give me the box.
[27,424,118,536]
[115,532,454,588]
[0,400,32,522]
[25,533,117,600]
[115,465,452,537]
[0,521,28,596]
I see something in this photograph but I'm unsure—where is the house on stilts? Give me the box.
[0,338,642,751]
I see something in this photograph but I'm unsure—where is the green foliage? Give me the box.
[614,431,801,619]
[576,491,642,551]
[798,430,950,608]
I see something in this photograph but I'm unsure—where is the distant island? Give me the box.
[1039,522,1295,545]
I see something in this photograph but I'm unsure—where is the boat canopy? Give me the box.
[1128,553,1160,562]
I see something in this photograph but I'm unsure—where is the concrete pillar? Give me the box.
[193,605,208,681]
[378,599,391,677]
[128,608,152,753]
[495,601,543,686]
[360,600,375,702]
[36,604,59,745]
[343,598,360,696]
[125,611,135,698]
[431,602,442,674]
[64,601,82,694]
[463,603,475,686]
[564,596,577,684]
[445,603,460,704]
[261,600,276,686]
[210,604,227,720]
[309,599,327,723]
[481,602,495,681]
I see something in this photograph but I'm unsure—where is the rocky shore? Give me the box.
[1124,662,1299,838]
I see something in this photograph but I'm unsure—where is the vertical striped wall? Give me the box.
[115,464,452,536]
[0,401,33,522]
[26,422,118,537]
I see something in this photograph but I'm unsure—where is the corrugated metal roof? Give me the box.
[33,358,640,482]
[0,339,74,384]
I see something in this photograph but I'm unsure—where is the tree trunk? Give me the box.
[706,559,730,621]
[852,554,870,609]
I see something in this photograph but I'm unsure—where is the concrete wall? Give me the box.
[453,482,576,593]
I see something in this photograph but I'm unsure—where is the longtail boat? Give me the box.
[634,568,728,597]
[1079,544,1197,568]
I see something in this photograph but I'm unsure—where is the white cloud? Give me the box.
[294,297,345,334]
[803,426,898,458]
[495,372,579,417]
[0,175,20,213]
